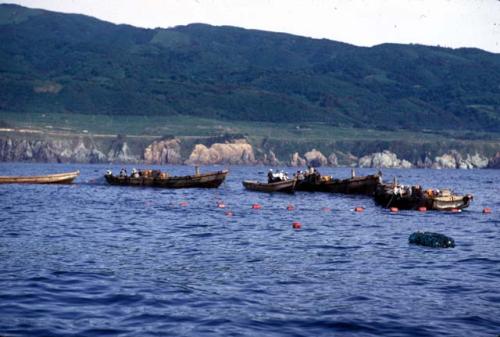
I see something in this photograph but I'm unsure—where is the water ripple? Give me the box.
[0,164,499,336]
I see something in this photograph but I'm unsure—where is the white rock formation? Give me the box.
[358,150,412,168]
[185,139,256,165]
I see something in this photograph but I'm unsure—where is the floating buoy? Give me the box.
[451,208,461,213]
[225,211,233,217]
[418,207,427,212]
[179,201,189,207]
[390,207,399,213]
[252,203,262,209]
[217,203,225,208]
[292,221,302,229]
[322,207,331,212]
[287,204,295,211]
[483,207,492,214]
[354,207,364,212]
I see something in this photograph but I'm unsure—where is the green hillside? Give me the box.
[1,4,500,132]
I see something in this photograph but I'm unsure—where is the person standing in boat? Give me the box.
[268,169,274,183]
[119,168,127,177]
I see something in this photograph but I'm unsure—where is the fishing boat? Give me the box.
[296,169,382,195]
[374,183,473,211]
[0,171,79,184]
[104,168,228,189]
[426,190,473,211]
[242,179,296,193]
[374,183,426,209]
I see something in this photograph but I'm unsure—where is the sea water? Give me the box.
[0,163,499,336]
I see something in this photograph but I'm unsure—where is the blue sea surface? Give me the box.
[0,163,499,337]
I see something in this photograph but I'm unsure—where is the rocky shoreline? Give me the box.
[1,135,499,169]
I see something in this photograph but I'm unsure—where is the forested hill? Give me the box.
[1,4,499,132]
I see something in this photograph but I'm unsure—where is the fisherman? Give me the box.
[296,170,305,180]
[105,170,112,176]
[131,168,139,178]
[267,169,274,183]
[119,168,127,177]
[276,170,285,181]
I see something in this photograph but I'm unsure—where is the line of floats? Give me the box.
[0,166,493,214]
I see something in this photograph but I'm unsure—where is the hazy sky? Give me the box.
[3,0,500,53]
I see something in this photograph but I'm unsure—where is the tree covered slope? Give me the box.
[1,4,499,132]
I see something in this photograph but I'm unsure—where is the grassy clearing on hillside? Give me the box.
[2,112,499,144]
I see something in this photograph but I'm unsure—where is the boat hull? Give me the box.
[0,171,79,184]
[374,187,425,210]
[296,174,381,195]
[104,170,228,188]
[242,179,296,193]
[430,195,473,211]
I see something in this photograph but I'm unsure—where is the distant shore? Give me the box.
[1,129,499,169]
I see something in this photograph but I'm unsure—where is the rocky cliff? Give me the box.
[185,139,256,165]
[0,137,106,163]
[0,134,497,169]
[358,150,413,168]
[488,152,500,169]
[432,151,489,169]
[144,138,182,165]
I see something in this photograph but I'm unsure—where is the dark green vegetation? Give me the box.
[1,4,500,134]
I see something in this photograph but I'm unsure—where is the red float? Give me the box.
[354,207,364,212]
[483,207,492,214]
[418,207,427,212]
[252,203,262,209]
[292,221,302,229]
[390,207,399,213]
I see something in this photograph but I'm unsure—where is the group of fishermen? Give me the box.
[106,168,140,178]
[267,166,321,184]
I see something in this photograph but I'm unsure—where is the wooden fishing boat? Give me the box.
[427,191,473,211]
[296,170,382,195]
[242,179,296,193]
[104,169,228,189]
[374,183,473,211]
[374,183,426,210]
[0,171,79,184]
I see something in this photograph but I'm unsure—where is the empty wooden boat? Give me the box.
[242,179,296,193]
[0,171,79,184]
[105,169,228,189]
